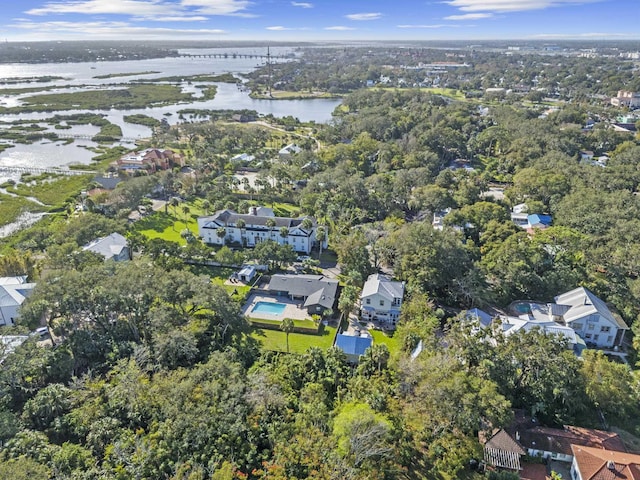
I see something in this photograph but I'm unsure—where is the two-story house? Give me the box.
[0,276,36,326]
[197,207,327,255]
[551,287,628,348]
[360,274,405,329]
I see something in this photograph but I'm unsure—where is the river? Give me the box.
[0,47,342,177]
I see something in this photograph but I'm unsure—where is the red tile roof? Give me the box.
[521,463,549,480]
[519,426,626,456]
[572,445,640,480]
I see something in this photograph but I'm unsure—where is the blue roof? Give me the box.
[335,334,372,357]
[528,214,552,226]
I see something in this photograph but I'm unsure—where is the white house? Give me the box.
[0,276,36,326]
[551,287,628,348]
[197,208,327,255]
[278,143,302,159]
[360,274,405,329]
[82,233,131,262]
[467,305,586,354]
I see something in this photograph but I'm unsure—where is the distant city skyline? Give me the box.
[3,0,640,42]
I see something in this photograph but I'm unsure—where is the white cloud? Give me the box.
[138,16,209,21]
[180,0,250,15]
[445,0,600,13]
[26,0,251,18]
[324,26,355,31]
[27,0,179,16]
[291,2,313,8]
[345,12,382,21]
[397,24,459,28]
[444,13,493,20]
[11,19,227,39]
[266,26,309,31]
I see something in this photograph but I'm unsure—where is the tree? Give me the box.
[338,285,359,320]
[316,225,326,259]
[280,318,295,353]
[279,226,289,244]
[236,218,246,246]
[581,350,637,422]
[358,343,390,376]
[181,205,191,228]
[216,227,227,246]
[301,217,313,232]
[333,230,372,287]
[266,217,277,241]
[332,402,393,469]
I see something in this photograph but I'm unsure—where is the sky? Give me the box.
[2,0,639,42]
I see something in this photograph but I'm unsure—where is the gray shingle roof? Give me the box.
[555,287,628,330]
[268,274,337,309]
[200,209,315,231]
[361,273,404,301]
[82,233,128,260]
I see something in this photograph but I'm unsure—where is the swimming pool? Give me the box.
[252,301,287,316]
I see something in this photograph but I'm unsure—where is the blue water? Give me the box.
[252,301,287,316]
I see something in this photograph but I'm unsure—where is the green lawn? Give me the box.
[248,317,318,331]
[251,326,337,354]
[135,199,206,245]
[421,87,466,100]
[185,265,251,301]
[370,329,402,357]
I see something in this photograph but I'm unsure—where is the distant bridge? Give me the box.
[0,165,95,176]
[55,133,142,143]
[179,52,290,60]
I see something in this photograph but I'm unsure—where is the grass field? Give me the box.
[370,329,403,357]
[135,199,206,245]
[421,87,466,100]
[186,265,252,300]
[251,326,337,354]
[248,317,318,331]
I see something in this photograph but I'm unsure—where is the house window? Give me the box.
[585,334,592,339]
[366,298,370,305]
[600,326,610,333]
[608,336,613,343]
[587,323,595,330]
[380,300,385,306]
[573,323,583,331]
[594,334,599,341]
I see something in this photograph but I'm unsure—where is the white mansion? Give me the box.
[197,207,327,254]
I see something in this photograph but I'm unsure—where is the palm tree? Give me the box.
[169,197,179,231]
[201,199,211,215]
[301,217,313,232]
[280,318,295,353]
[316,226,326,259]
[181,205,191,229]
[279,226,289,245]
[266,218,276,240]
[216,227,227,246]
[236,218,246,246]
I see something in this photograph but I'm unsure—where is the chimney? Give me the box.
[607,460,616,471]
[250,206,257,216]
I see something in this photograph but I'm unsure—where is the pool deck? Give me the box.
[243,293,311,321]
